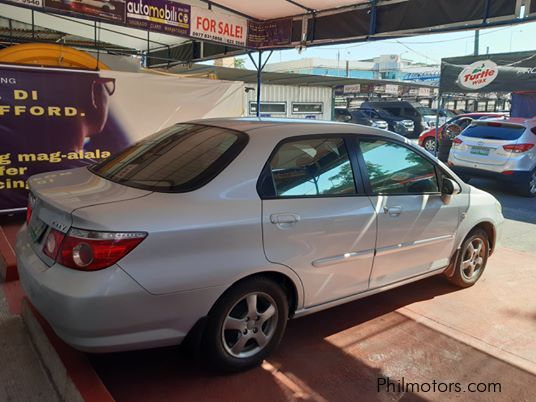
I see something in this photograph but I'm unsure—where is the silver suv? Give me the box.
[17,119,503,372]
[448,118,536,197]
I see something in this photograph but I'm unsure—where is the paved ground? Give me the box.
[1,179,533,402]
[90,181,536,402]
[0,283,59,402]
[469,178,536,252]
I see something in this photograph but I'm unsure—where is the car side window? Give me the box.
[267,137,357,197]
[359,139,439,194]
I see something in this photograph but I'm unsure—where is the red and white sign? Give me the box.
[190,7,247,47]
[457,60,499,90]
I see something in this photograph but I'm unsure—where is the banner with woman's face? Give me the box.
[0,64,245,211]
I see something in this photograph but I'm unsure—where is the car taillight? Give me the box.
[43,229,66,260]
[26,193,35,225]
[452,137,463,144]
[502,143,535,153]
[44,228,146,271]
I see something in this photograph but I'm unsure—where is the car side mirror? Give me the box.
[441,177,461,204]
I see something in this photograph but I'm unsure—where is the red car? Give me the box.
[418,113,506,152]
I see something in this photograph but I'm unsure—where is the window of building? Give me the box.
[292,103,323,114]
[249,102,286,115]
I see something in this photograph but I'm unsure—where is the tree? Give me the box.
[234,58,246,69]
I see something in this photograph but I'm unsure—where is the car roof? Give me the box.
[187,117,406,141]
[458,112,505,117]
[471,116,536,127]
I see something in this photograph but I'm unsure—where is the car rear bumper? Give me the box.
[450,165,532,185]
[17,226,224,353]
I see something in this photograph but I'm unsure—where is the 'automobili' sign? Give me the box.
[126,0,190,36]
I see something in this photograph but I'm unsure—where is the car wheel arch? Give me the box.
[458,221,496,255]
[213,270,304,318]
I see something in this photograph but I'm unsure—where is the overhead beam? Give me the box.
[285,0,315,13]
[195,0,260,21]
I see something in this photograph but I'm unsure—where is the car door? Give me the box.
[357,138,464,288]
[259,135,377,307]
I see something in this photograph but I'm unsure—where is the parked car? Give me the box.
[334,108,388,130]
[358,107,415,137]
[449,117,536,197]
[333,108,352,123]
[363,101,437,136]
[18,119,503,373]
[432,108,458,121]
[349,109,388,129]
[419,113,506,153]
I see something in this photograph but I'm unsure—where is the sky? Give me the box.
[240,20,536,70]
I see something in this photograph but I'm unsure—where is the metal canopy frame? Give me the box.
[247,50,273,117]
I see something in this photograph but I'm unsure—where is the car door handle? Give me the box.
[383,206,403,217]
[270,213,300,224]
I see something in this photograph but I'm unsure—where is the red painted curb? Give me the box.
[2,280,115,402]
[26,299,116,402]
[0,226,18,281]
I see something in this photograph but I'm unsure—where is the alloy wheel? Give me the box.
[461,238,485,281]
[424,138,436,152]
[529,172,536,195]
[221,292,278,359]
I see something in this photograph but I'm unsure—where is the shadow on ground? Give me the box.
[90,276,534,402]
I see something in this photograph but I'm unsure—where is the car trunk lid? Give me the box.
[26,167,151,265]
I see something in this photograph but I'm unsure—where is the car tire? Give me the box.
[203,277,288,372]
[423,137,436,153]
[519,169,536,198]
[448,229,489,288]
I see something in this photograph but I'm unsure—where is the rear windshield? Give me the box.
[350,110,367,118]
[90,124,248,192]
[462,124,525,141]
[416,106,434,115]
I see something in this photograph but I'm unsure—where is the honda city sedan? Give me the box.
[17,118,504,372]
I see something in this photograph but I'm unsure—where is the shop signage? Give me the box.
[457,60,498,90]
[385,84,399,95]
[441,51,536,93]
[418,87,432,97]
[126,0,190,36]
[247,18,292,48]
[190,7,247,47]
[0,64,244,212]
[43,0,125,23]
[1,0,296,49]
[8,0,42,7]
[343,84,361,94]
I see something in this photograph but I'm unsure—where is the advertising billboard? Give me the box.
[0,64,244,212]
[440,51,536,93]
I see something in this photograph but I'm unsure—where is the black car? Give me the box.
[363,101,434,136]
[358,107,415,137]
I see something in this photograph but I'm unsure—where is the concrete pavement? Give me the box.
[1,178,533,402]
[90,180,536,402]
[0,283,59,402]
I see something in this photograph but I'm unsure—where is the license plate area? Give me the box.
[470,146,490,156]
[28,215,47,243]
